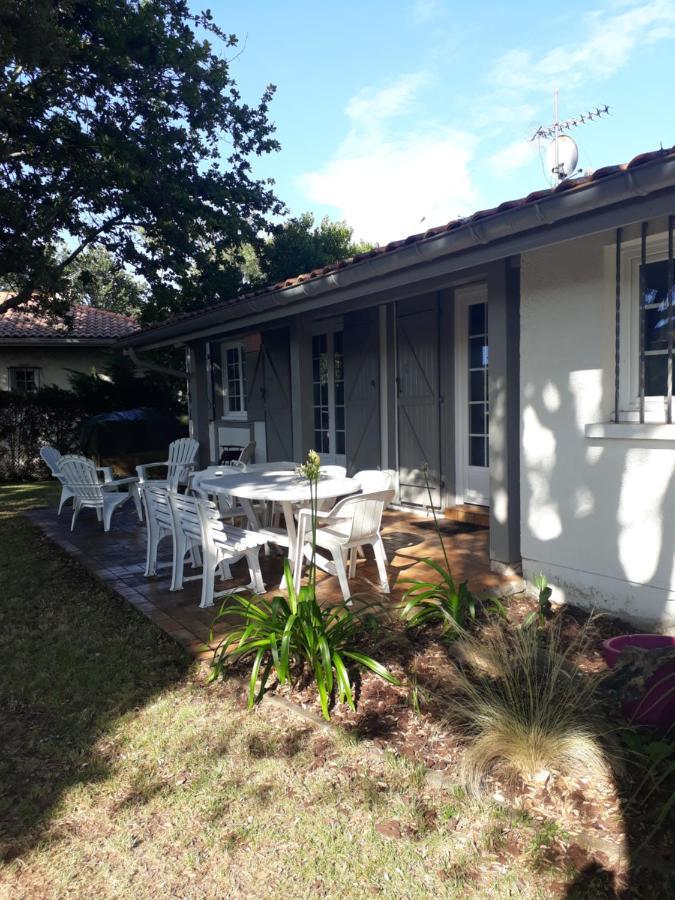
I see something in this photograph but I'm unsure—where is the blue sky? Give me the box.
[200,0,674,244]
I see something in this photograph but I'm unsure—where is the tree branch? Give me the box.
[0,212,129,315]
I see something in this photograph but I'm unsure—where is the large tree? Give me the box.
[255,212,372,287]
[64,245,145,317]
[0,0,283,321]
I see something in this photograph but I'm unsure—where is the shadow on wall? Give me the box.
[521,368,675,632]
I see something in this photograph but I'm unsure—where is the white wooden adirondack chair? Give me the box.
[136,437,199,492]
[294,488,395,602]
[40,445,114,515]
[168,492,266,608]
[58,455,139,532]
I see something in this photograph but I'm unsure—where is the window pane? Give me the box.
[645,354,668,396]
[469,337,488,369]
[469,436,486,467]
[335,405,344,430]
[645,305,675,352]
[336,431,345,455]
[468,303,486,336]
[469,403,486,435]
[469,370,485,402]
[641,260,669,307]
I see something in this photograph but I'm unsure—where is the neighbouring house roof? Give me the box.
[0,302,139,345]
[122,144,675,349]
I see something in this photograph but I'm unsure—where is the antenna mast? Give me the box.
[532,89,610,182]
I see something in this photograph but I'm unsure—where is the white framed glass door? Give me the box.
[455,283,489,507]
[312,326,345,464]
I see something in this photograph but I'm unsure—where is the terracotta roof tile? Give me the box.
[128,144,675,341]
[0,303,139,340]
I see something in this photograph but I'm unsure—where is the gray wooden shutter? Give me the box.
[396,294,441,507]
[207,341,223,422]
[344,307,381,475]
[261,327,293,461]
[245,336,265,422]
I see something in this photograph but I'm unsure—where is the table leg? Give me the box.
[239,498,261,531]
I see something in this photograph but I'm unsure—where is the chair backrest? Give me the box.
[330,489,395,543]
[194,497,250,553]
[143,484,173,534]
[167,438,200,489]
[58,455,104,504]
[40,445,62,476]
[238,441,256,465]
[353,469,396,493]
[168,490,208,544]
[320,465,347,480]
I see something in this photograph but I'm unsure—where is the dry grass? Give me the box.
[444,620,620,792]
[0,483,615,898]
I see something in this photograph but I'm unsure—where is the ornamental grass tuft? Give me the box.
[443,619,620,792]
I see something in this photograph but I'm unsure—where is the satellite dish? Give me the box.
[546,134,579,181]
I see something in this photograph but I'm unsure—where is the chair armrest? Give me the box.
[136,461,169,481]
[102,476,139,489]
[96,466,114,483]
[296,508,350,527]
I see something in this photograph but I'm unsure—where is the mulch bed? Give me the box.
[222,592,675,895]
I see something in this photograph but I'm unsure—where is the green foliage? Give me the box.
[400,463,505,635]
[62,246,146,318]
[401,558,486,634]
[209,561,398,721]
[67,351,184,415]
[622,729,675,848]
[0,0,283,323]
[255,213,372,287]
[523,573,553,628]
[0,386,86,480]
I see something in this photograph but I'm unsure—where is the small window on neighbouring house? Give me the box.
[222,344,246,415]
[9,367,40,392]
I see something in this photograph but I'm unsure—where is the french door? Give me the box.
[312,326,345,464]
[455,283,489,507]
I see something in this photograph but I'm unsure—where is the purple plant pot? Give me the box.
[602,634,675,729]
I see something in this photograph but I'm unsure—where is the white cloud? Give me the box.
[299,71,478,244]
[345,71,434,124]
[487,139,538,177]
[491,0,675,93]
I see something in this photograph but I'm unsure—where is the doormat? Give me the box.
[414,519,487,536]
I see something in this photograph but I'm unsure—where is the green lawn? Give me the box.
[0,483,615,898]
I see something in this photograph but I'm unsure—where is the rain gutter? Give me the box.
[122,154,675,350]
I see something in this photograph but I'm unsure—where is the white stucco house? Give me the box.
[121,145,675,632]
[0,303,139,392]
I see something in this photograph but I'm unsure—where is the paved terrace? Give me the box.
[27,504,524,659]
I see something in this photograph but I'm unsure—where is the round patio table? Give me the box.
[200,471,359,588]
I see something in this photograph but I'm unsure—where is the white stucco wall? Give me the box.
[0,347,107,392]
[520,232,675,632]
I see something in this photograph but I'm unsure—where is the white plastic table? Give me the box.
[200,471,360,587]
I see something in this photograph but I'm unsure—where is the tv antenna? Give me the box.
[531,89,610,182]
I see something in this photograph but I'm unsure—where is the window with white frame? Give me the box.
[616,223,675,423]
[221,343,246,416]
[311,325,345,463]
[9,367,40,392]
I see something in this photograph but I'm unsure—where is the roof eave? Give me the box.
[121,151,675,350]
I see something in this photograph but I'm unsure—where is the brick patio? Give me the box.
[26,503,523,659]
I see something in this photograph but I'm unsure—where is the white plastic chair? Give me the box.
[353,469,397,493]
[137,437,199,492]
[41,445,114,515]
[142,484,202,587]
[168,492,266,608]
[58,455,139,532]
[294,488,395,602]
